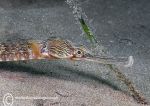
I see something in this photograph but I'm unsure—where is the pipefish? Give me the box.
[0,37,133,67]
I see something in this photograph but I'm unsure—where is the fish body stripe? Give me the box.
[48,39,74,58]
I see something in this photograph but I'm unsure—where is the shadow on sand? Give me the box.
[0,61,121,91]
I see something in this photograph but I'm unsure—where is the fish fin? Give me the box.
[29,41,42,59]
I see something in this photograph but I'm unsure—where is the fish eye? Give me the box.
[75,49,84,58]
[77,50,81,54]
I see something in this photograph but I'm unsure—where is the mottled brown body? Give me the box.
[0,41,28,61]
[0,40,45,61]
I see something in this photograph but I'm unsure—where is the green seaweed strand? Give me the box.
[79,16,97,45]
